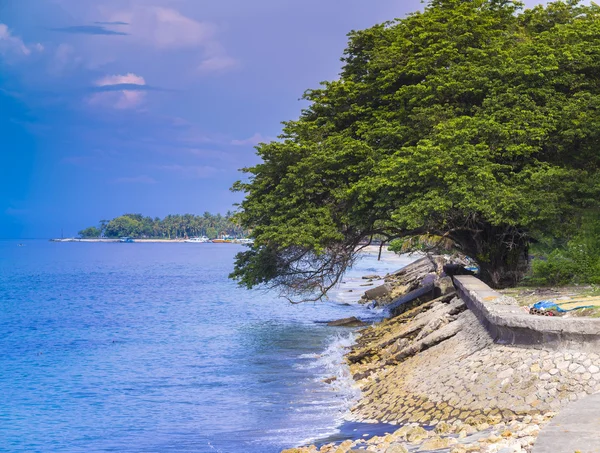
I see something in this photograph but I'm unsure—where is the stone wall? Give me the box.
[454,276,600,352]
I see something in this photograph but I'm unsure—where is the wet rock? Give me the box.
[327,317,366,327]
[363,275,380,280]
[364,283,394,302]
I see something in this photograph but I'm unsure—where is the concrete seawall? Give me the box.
[454,275,600,352]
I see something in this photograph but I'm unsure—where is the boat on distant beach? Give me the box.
[211,234,234,243]
[119,237,135,243]
[184,236,210,243]
[233,238,254,245]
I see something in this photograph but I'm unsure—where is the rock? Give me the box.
[393,424,414,440]
[414,315,450,342]
[516,424,539,437]
[434,421,453,434]
[434,276,455,297]
[322,376,337,384]
[386,283,436,315]
[450,447,467,453]
[421,437,458,450]
[385,444,409,453]
[406,425,429,443]
[391,309,465,362]
[363,274,380,280]
[364,283,394,301]
[327,317,366,327]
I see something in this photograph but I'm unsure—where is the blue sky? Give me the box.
[1,0,545,238]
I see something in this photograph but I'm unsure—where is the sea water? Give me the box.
[0,240,415,453]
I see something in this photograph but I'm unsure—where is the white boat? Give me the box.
[184,236,210,243]
[233,238,254,245]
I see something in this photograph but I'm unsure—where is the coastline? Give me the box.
[50,238,224,243]
[287,254,600,453]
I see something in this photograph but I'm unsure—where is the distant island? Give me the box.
[77,213,249,240]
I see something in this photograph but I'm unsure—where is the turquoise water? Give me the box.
[0,240,413,453]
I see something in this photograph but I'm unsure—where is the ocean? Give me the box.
[0,240,415,453]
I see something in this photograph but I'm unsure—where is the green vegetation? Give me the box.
[78,226,101,239]
[78,213,248,239]
[529,214,600,286]
[231,0,600,300]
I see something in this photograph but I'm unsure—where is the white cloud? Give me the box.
[0,24,43,58]
[102,6,237,74]
[112,175,157,184]
[231,133,274,146]
[89,72,147,109]
[96,73,146,86]
[105,6,215,50]
[152,7,216,49]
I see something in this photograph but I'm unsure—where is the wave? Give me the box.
[290,332,361,446]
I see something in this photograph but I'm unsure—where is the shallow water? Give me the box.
[0,240,414,453]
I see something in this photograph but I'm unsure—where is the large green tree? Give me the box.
[231,0,600,298]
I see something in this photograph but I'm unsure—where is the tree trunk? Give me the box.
[452,224,530,289]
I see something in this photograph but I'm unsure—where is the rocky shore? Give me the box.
[284,255,600,453]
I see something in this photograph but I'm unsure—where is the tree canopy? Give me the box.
[231,0,600,300]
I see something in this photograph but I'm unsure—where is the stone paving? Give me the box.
[533,393,600,453]
[349,300,600,426]
[283,276,600,453]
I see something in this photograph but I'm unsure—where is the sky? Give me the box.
[1,0,546,238]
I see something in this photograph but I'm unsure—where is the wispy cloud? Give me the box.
[0,24,43,58]
[231,133,274,146]
[50,25,129,36]
[88,72,147,109]
[111,175,157,184]
[94,21,129,26]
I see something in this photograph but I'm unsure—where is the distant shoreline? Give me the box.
[49,239,394,251]
[50,238,208,243]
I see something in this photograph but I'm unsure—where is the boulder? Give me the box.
[406,425,429,443]
[362,274,380,280]
[419,437,457,450]
[327,317,366,327]
[386,283,436,316]
[364,283,393,301]
[385,444,409,453]
[434,276,455,297]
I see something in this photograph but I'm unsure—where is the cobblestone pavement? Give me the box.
[349,299,600,425]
